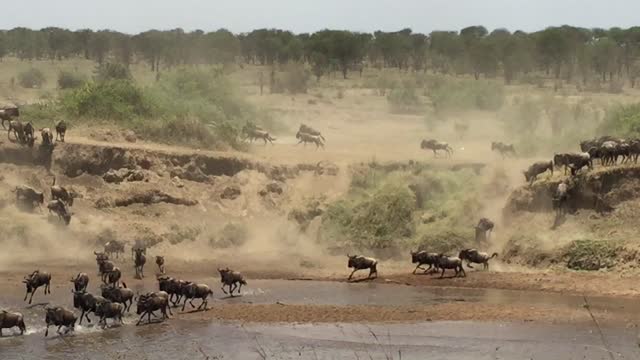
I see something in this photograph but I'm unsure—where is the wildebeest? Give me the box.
[580,136,621,153]
[299,124,326,141]
[23,122,35,144]
[55,120,67,142]
[134,248,146,279]
[435,254,466,278]
[243,125,276,145]
[523,161,554,185]
[44,306,76,337]
[0,310,26,336]
[131,243,146,260]
[410,251,440,274]
[15,185,44,211]
[47,199,72,225]
[96,300,124,328]
[347,255,378,281]
[0,105,19,129]
[7,120,25,143]
[554,153,591,175]
[458,249,498,270]
[101,283,134,312]
[23,270,51,304]
[491,141,516,157]
[158,276,188,306]
[218,268,247,296]
[475,217,494,243]
[552,181,570,217]
[104,267,122,288]
[72,290,105,325]
[40,127,53,146]
[136,292,170,325]
[51,177,74,207]
[70,273,89,292]
[156,256,165,274]
[296,131,325,149]
[104,240,125,259]
[181,283,213,311]
[421,139,453,157]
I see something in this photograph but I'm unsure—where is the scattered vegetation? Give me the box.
[57,70,86,89]
[209,223,249,248]
[563,239,620,271]
[598,102,640,137]
[18,68,46,88]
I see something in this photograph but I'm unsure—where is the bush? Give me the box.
[61,79,155,121]
[279,64,310,94]
[387,86,422,114]
[209,223,249,248]
[598,102,640,137]
[94,63,132,82]
[57,71,86,89]
[564,239,619,271]
[430,78,504,114]
[18,68,46,88]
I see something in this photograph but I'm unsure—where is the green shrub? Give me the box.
[94,63,132,82]
[18,68,46,88]
[430,78,504,114]
[416,229,473,254]
[61,79,155,121]
[280,63,310,94]
[387,86,422,114]
[57,70,86,89]
[209,223,249,248]
[564,239,619,271]
[598,102,640,137]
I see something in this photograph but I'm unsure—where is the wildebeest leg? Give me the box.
[459,266,466,277]
[182,298,188,311]
[230,283,238,295]
[29,287,38,304]
[221,285,228,295]
[440,268,446,278]
[46,282,51,294]
[45,324,50,337]
[412,264,422,274]
[136,312,146,326]
[347,269,358,281]
[370,268,377,279]
[238,282,243,294]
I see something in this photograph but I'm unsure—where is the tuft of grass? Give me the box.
[18,68,46,88]
[563,239,619,271]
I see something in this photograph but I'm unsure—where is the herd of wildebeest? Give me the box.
[0,101,636,338]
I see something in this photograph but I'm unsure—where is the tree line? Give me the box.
[1,25,640,86]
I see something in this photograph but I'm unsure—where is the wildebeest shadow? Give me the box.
[347,277,377,283]
[219,295,242,300]
[181,308,210,314]
[25,302,49,309]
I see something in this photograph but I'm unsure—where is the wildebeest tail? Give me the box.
[240,279,247,285]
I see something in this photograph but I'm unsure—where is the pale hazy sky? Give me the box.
[4,0,640,34]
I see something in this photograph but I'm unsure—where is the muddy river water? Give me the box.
[2,279,639,359]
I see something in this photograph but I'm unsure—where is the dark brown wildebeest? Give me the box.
[420,139,453,158]
[72,290,105,325]
[156,256,165,274]
[491,141,516,157]
[299,124,326,141]
[458,249,498,270]
[0,310,26,336]
[40,127,53,146]
[44,306,76,337]
[347,255,378,281]
[55,120,67,142]
[96,300,125,328]
[180,283,213,311]
[70,272,89,292]
[0,105,19,129]
[101,283,134,312]
[15,186,44,210]
[23,270,52,304]
[435,254,466,278]
[51,177,74,207]
[296,131,325,149]
[523,161,553,185]
[104,240,125,259]
[47,200,72,225]
[136,292,170,325]
[410,250,440,275]
[475,217,495,243]
[134,248,146,279]
[218,268,247,296]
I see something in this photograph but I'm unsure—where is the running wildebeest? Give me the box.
[7,120,26,143]
[523,161,554,185]
[158,276,188,306]
[44,306,76,337]
[218,268,247,296]
[134,248,146,279]
[101,283,134,312]
[435,254,466,278]
[15,185,44,210]
[0,310,26,336]
[23,270,51,304]
[96,300,125,328]
[180,283,213,311]
[70,273,89,292]
[347,255,378,281]
[296,131,325,149]
[136,292,170,325]
[51,177,74,207]
[104,240,125,259]
[104,267,122,288]
[420,139,453,158]
[458,249,498,270]
[0,105,19,129]
[299,124,326,141]
[410,250,440,274]
[40,127,53,147]
[47,199,72,225]
[243,124,276,145]
[55,120,67,142]
[491,141,516,157]
[554,152,592,175]
[72,290,105,325]
[475,218,494,243]
[156,256,165,274]
[552,181,570,217]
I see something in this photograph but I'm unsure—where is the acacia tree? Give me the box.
[309,30,368,79]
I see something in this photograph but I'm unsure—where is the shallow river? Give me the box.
[1,279,639,359]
